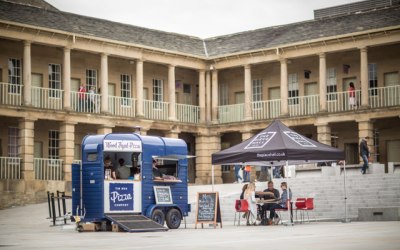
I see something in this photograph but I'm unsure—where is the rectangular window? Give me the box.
[86,69,97,91]
[8,58,22,93]
[153,79,163,109]
[48,64,61,98]
[288,73,299,105]
[183,84,192,105]
[368,63,378,96]
[48,130,59,159]
[327,68,337,100]
[219,83,228,105]
[120,74,131,106]
[8,127,19,157]
[252,79,263,110]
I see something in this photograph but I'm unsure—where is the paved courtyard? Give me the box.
[0,202,399,250]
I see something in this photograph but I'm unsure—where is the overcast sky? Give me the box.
[45,0,362,38]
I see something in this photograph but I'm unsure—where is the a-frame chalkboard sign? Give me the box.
[195,192,222,229]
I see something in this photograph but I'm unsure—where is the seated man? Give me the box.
[259,181,280,224]
[116,158,131,179]
[268,181,292,225]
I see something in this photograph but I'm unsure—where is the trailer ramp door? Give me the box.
[105,214,168,232]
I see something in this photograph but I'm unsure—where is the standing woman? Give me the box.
[348,82,356,109]
[244,182,257,226]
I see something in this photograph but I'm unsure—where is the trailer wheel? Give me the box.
[151,209,165,225]
[166,208,181,229]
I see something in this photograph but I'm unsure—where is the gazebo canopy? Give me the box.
[212,120,345,166]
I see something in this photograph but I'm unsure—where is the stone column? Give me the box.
[316,123,331,145]
[198,70,206,123]
[195,132,222,184]
[97,125,113,135]
[63,47,71,110]
[244,65,252,120]
[280,58,288,116]
[165,130,180,139]
[360,47,369,108]
[206,71,212,123]
[60,122,75,181]
[23,41,32,106]
[19,118,35,180]
[319,53,327,112]
[136,60,144,117]
[100,53,109,113]
[168,64,176,121]
[357,119,374,162]
[211,70,219,123]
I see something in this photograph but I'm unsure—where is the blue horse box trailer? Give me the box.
[71,133,192,232]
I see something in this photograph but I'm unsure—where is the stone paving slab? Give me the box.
[0,202,399,250]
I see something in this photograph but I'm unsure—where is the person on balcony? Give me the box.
[78,83,87,112]
[348,82,356,109]
[360,137,370,175]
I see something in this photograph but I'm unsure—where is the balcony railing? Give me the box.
[0,82,23,106]
[31,86,63,110]
[143,100,169,120]
[288,95,319,117]
[369,85,400,109]
[70,91,101,114]
[252,100,281,120]
[176,103,199,123]
[327,90,361,112]
[218,103,244,123]
[0,157,21,179]
[109,96,136,117]
[34,158,63,181]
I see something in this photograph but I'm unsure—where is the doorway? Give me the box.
[387,140,400,162]
[304,82,318,113]
[344,143,359,165]
[32,73,43,107]
[108,83,116,113]
[268,87,280,117]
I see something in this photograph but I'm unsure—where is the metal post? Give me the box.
[62,192,67,224]
[51,193,56,226]
[284,161,294,226]
[57,190,61,218]
[47,191,52,219]
[342,161,351,223]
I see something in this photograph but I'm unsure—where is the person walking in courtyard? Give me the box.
[348,82,356,109]
[243,165,251,182]
[360,136,370,174]
[234,164,242,183]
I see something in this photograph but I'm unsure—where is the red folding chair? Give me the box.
[294,198,306,223]
[234,199,249,226]
[275,199,292,224]
[297,198,315,223]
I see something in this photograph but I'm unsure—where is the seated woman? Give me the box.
[244,182,257,226]
[268,182,292,225]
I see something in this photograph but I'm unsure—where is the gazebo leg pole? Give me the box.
[284,161,293,226]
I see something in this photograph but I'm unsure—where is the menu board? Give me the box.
[153,186,173,204]
[195,192,222,229]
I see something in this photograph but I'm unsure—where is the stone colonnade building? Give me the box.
[0,0,400,205]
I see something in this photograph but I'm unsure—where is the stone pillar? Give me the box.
[206,71,212,123]
[280,58,288,116]
[63,47,71,110]
[195,132,222,184]
[60,122,75,181]
[168,64,176,121]
[244,65,252,120]
[136,60,144,117]
[198,70,206,123]
[319,53,327,112]
[360,47,369,108]
[316,123,331,145]
[357,119,374,162]
[241,131,257,180]
[100,53,109,113]
[211,70,218,123]
[165,130,179,139]
[23,41,32,106]
[19,118,35,180]
[97,125,113,135]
